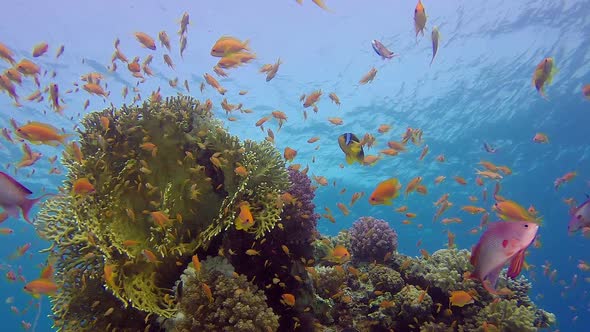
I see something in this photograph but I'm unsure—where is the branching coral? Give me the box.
[474,299,537,332]
[349,216,398,263]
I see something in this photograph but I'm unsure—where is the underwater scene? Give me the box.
[0,0,589,331]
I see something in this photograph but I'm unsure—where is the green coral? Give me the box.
[409,249,473,292]
[35,96,290,327]
[368,265,405,294]
[474,300,537,332]
[169,258,279,332]
[393,285,434,323]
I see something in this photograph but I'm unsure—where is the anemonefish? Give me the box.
[338,133,364,165]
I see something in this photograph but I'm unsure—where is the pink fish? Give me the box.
[568,197,590,234]
[469,221,539,294]
[0,172,51,224]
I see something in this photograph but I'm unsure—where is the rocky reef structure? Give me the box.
[34,96,556,332]
[36,96,289,331]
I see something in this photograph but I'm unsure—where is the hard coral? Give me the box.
[170,258,279,332]
[36,96,290,324]
[408,248,473,293]
[368,265,405,294]
[349,216,398,263]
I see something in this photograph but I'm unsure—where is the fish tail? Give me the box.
[20,194,54,224]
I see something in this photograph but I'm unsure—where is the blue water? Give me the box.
[0,0,589,330]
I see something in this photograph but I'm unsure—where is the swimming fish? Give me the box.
[0,172,50,224]
[414,0,427,40]
[430,26,440,66]
[337,133,364,165]
[323,245,350,264]
[371,40,397,59]
[235,202,255,231]
[568,196,590,234]
[483,142,497,153]
[532,133,549,143]
[532,57,557,99]
[369,178,402,205]
[23,263,57,298]
[210,36,250,57]
[469,221,539,294]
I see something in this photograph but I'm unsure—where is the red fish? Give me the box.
[469,221,539,294]
[0,172,52,224]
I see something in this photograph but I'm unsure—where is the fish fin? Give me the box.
[470,242,481,266]
[507,250,525,279]
[0,172,32,194]
[345,154,354,165]
[20,194,54,224]
[383,199,393,206]
[483,264,504,293]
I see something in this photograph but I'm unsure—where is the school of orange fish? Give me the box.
[0,0,589,329]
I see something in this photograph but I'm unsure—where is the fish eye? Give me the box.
[524,224,529,228]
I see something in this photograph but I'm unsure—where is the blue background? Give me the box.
[0,0,589,330]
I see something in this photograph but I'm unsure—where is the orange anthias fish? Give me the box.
[532,57,557,99]
[15,121,70,146]
[72,178,95,195]
[469,221,538,294]
[414,0,427,40]
[449,290,475,307]
[369,178,402,205]
[493,200,540,223]
[281,293,296,306]
[210,36,250,57]
[532,133,549,143]
[134,32,156,50]
[583,84,590,99]
[24,263,57,298]
[323,245,350,264]
[235,201,255,231]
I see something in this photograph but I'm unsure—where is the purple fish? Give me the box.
[568,197,590,234]
[0,171,50,224]
[470,221,539,294]
[371,40,397,60]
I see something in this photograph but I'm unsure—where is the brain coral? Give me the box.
[349,216,398,263]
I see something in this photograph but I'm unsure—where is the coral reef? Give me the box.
[35,96,289,330]
[349,216,398,263]
[32,95,556,332]
[169,257,279,332]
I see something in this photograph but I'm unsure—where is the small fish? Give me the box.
[430,27,440,66]
[284,147,297,162]
[281,293,296,306]
[369,178,402,205]
[15,121,69,146]
[532,133,549,143]
[72,178,95,195]
[532,57,557,99]
[235,202,255,231]
[583,84,590,100]
[371,40,397,59]
[449,290,475,307]
[414,0,427,40]
[134,32,156,50]
[483,142,497,153]
[469,221,539,294]
[323,245,350,264]
[23,264,57,298]
[32,42,49,57]
[337,133,364,165]
[359,67,377,85]
[210,36,250,57]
